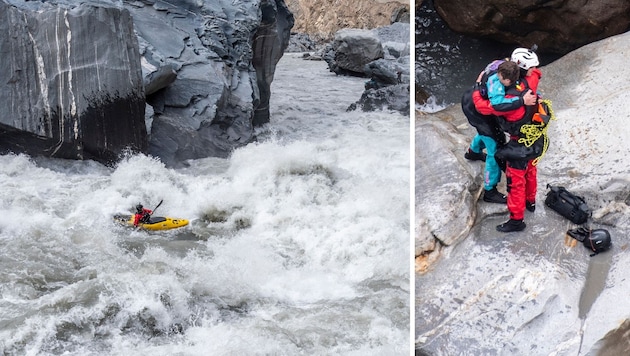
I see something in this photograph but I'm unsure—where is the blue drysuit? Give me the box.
[464,72,519,191]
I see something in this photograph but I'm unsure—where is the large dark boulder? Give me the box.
[339,22,410,115]
[0,0,294,167]
[0,1,146,163]
[348,57,410,115]
[324,29,385,76]
[433,0,630,54]
[123,0,295,166]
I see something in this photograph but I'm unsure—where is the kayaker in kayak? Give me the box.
[133,204,153,226]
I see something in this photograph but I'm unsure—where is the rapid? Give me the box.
[0,53,410,355]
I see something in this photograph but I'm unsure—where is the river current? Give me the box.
[0,53,410,355]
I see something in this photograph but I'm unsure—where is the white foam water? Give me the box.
[0,53,410,355]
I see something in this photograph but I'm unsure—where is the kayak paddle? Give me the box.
[151,199,163,216]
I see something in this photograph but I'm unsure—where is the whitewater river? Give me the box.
[0,53,410,355]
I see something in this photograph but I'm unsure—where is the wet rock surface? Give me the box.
[416,31,630,355]
[320,22,410,116]
[433,0,630,55]
[324,29,385,76]
[0,1,146,164]
[0,0,293,167]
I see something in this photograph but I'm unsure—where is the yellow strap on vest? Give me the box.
[517,99,556,165]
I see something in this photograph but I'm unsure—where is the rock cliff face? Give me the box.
[0,0,294,166]
[0,2,146,163]
[433,0,630,55]
[131,0,294,166]
[253,0,295,126]
[286,0,409,41]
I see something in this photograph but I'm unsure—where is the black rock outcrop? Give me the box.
[0,1,146,164]
[433,0,630,55]
[324,22,410,115]
[132,0,293,166]
[0,0,294,167]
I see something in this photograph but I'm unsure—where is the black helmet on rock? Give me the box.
[584,229,612,255]
[567,227,612,256]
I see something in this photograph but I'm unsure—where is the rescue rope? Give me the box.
[517,99,556,165]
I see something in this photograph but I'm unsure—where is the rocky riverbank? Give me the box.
[416,30,630,355]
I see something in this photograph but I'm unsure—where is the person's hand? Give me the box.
[522,90,537,105]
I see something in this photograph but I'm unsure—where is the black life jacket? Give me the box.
[499,76,537,136]
[461,87,504,142]
[494,78,554,163]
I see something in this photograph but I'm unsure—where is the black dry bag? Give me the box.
[544,184,591,225]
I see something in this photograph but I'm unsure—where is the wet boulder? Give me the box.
[0,1,146,164]
[324,29,384,76]
[345,22,411,115]
[415,105,481,257]
[350,82,410,115]
[374,22,410,60]
[433,0,630,55]
[127,0,294,166]
[0,0,295,167]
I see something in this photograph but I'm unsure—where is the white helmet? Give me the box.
[511,47,539,70]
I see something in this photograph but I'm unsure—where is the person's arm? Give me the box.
[491,95,525,112]
[133,213,141,226]
[525,68,542,93]
[474,89,537,115]
[140,209,153,223]
[473,89,501,116]
[486,75,523,111]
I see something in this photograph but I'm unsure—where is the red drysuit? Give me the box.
[473,68,542,220]
[133,208,153,226]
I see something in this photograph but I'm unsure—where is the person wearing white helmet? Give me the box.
[511,46,541,94]
[462,60,527,204]
[472,45,543,233]
[511,46,540,71]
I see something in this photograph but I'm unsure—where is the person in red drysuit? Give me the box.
[133,204,153,226]
[472,48,542,232]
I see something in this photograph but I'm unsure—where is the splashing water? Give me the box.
[0,53,410,355]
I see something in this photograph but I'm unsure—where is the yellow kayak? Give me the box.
[113,214,189,231]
